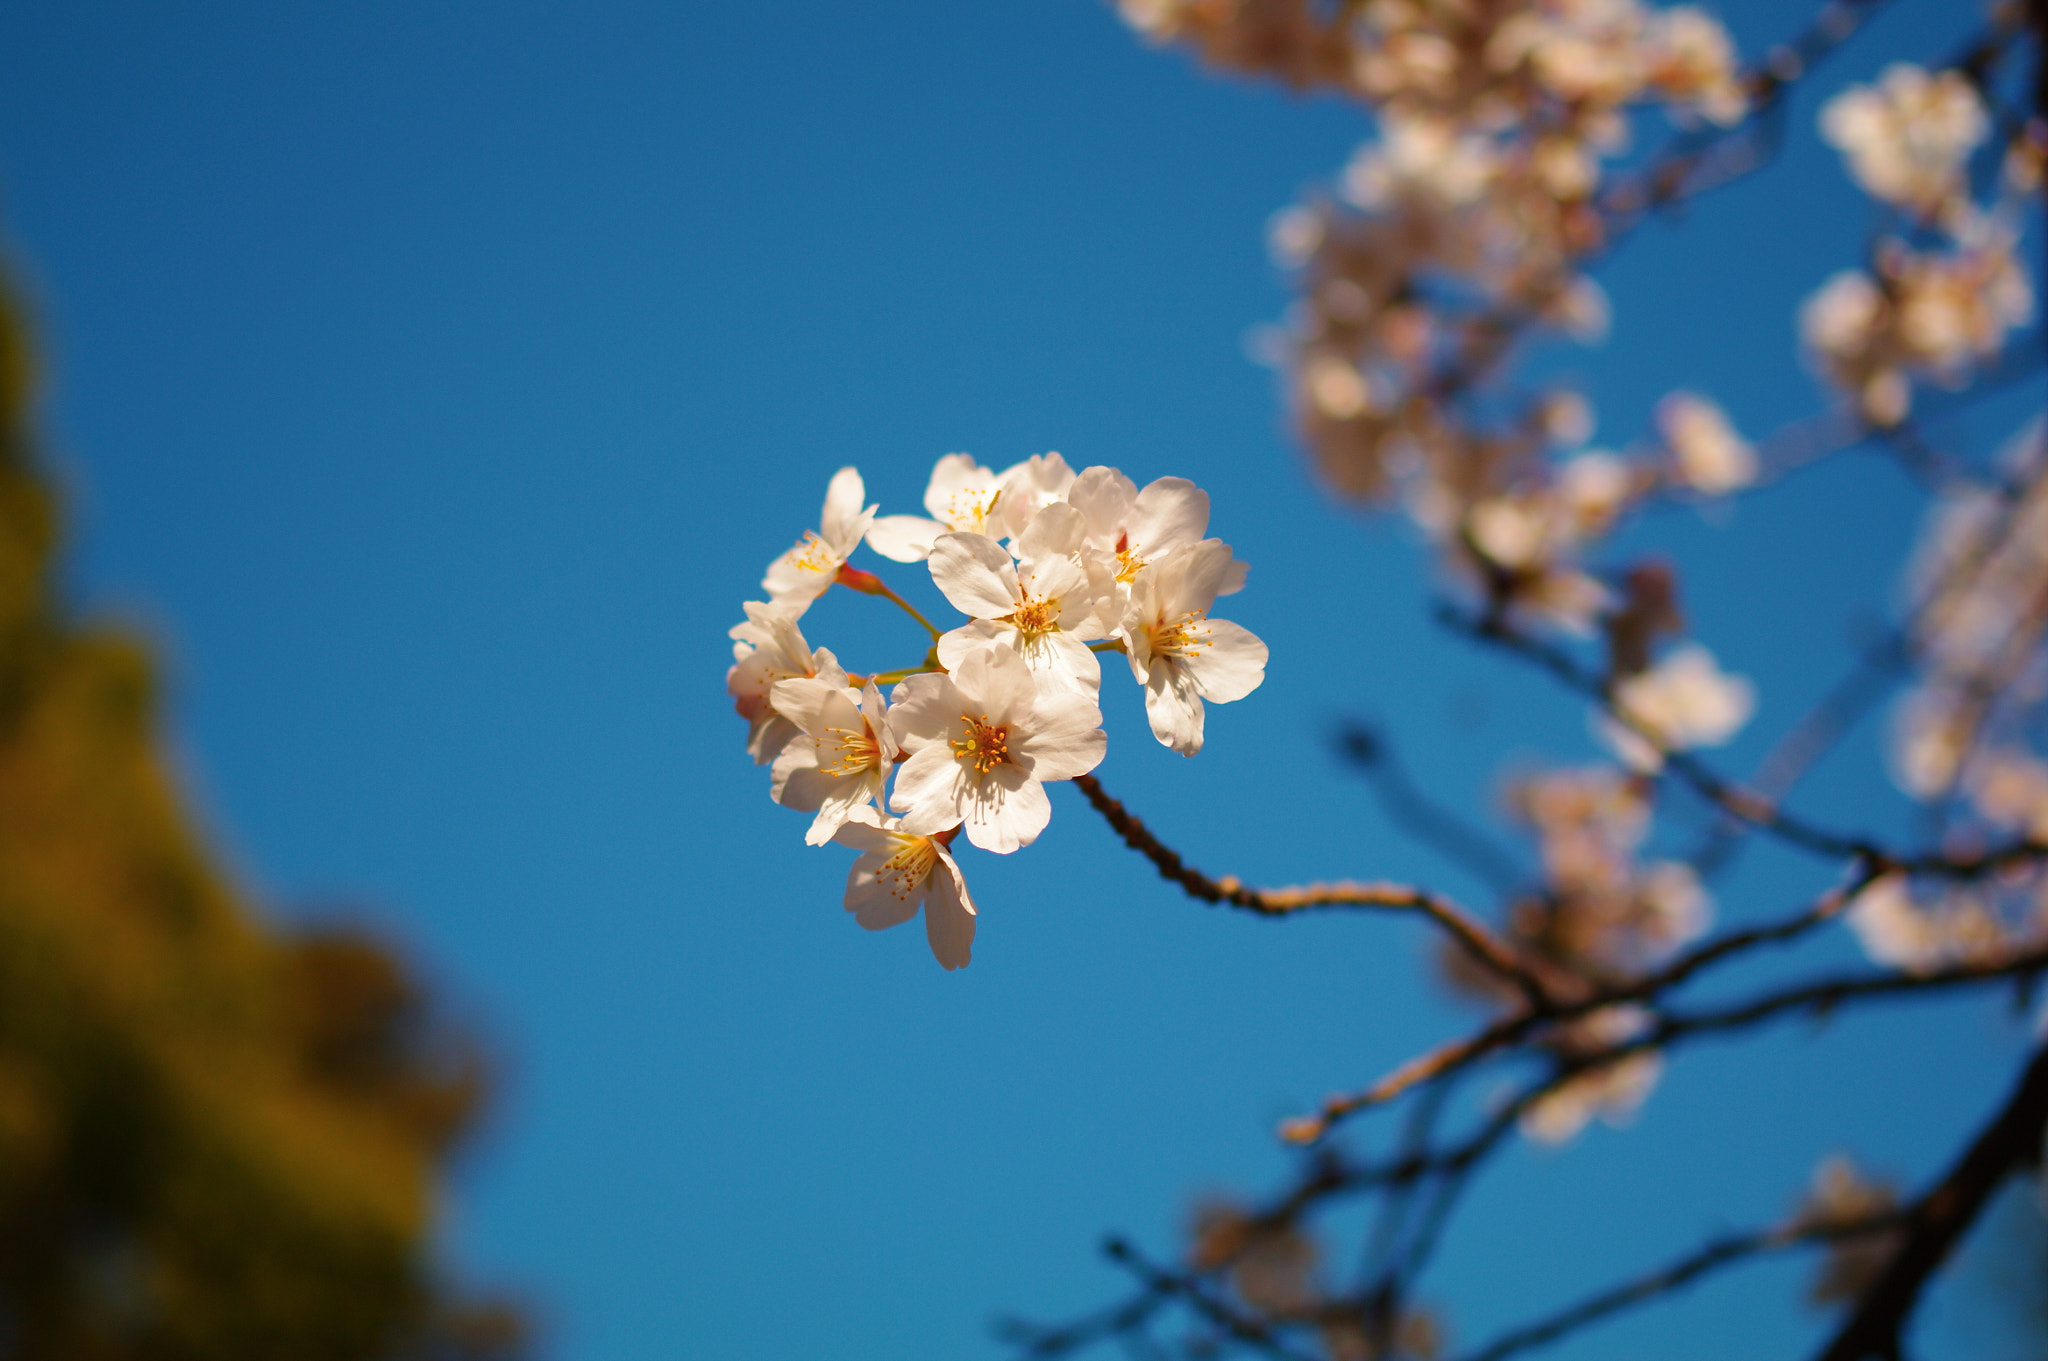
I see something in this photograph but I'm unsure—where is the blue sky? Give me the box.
[0,1,2038,1357]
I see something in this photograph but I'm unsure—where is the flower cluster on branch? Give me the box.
[730,456,1268,967]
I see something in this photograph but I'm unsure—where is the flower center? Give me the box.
[817,723,881,778]
[1114,531,1146,583]
[943,487,1001,534]
[1148,610,1209,657]
[789,529,836,574]
[875,836,939,899]
[1008,593,1061,637]
[949,712,1012,774]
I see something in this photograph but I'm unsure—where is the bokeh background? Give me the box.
[0,0,2039,1357]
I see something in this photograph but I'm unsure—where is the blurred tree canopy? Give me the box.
[0,275,520,1359]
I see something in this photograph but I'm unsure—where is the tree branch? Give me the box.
[1071,772,1550,1008]
[1457,1210,1911,1361]
[1813,1042,2048,1361]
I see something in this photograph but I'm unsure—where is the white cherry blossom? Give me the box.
[1657,392,1756,495]
[1119,540,1269,756]
[727,601,846,765]
[993,451,1079,540]
[1598,643,1754,771]
[864,453,1007,562]
[762,467,878,607]
[1067,466,1245,596]
[1820,64,1987,220]
[830,808,976,971]
[1846,875,2010,975]
[929,517,1115,697]
[888,643,1106,853]
[768,675,901,845]
[1520,1006,1664,1146]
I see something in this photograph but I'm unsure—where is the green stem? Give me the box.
[865,664,940,685]
[1089,638,1128,654]
[876,582,943,640]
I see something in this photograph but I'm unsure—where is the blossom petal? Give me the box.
[929,532,1022,620]
[865,514,947,563]
[858,681,897,763]
[1130,477,1211,556]
[747,714,801,766]
[769,675,863,738]
[923,850,976,970]
[887,672,964,752]
[803,767,884,846]
[1144,662,1206,756]
[956,639,1040,726]
[891,743,968,832]
[1015,501,1088,561]
[1161,540,1237,615]
[830,806,899,854]
[1013,690,1106,780]
[770,743,828,811]
[1068,466,1137,545]
[820,467,868,544]
[1185,618,1268,703]
[963,764,1051,853]
[844,851,922,931]
[1016,628,1102,698]
[936,619,1014,676]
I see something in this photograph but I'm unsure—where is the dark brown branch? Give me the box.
[1457,1210,1912,1361]
[1437,606,2048,879]
[1101,1239,1325,1361]
[1071,772,1549,1009]
[1814,1042,2048,1361]
[1638,863,1886,993]
[1657,947,2048,1048]
[1291,932,2048,1143]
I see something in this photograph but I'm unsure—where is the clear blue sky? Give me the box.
[0,1,2037,1357]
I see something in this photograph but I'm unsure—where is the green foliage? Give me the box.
[0,275,523,1360]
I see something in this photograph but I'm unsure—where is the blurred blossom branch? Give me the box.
[727,0,2048,1355]
[1456,1208,1914,1361]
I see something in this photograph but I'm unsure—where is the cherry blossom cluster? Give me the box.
[1800,63,2036,424]
[728,454,1267,970]
[1116,0,1772,651]
[1185,1195,1443,1359]
[1854,416,2048,974]
[1426,757,1721,1143]
[1113,1,1776,1161]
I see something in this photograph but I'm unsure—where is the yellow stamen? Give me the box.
[1008,593,1062,637]
[1113,530,1145,583]
[1148,610,1209,657]
[816,723,880,777]
[949,712,1012,774]
[944,487,1001,533]
[875,836,939,899]
[788,529,836,574]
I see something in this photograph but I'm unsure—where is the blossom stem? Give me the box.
[1088,639,1127,654]
[861,664,941,686]
[836,563,944,640]
[878,583,943,640]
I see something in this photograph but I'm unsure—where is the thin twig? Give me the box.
[1437,607,2048,879]
[1456,1210,1912,1361]
[1102,1239,1326,1361]
[1071,773,1549,1009]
